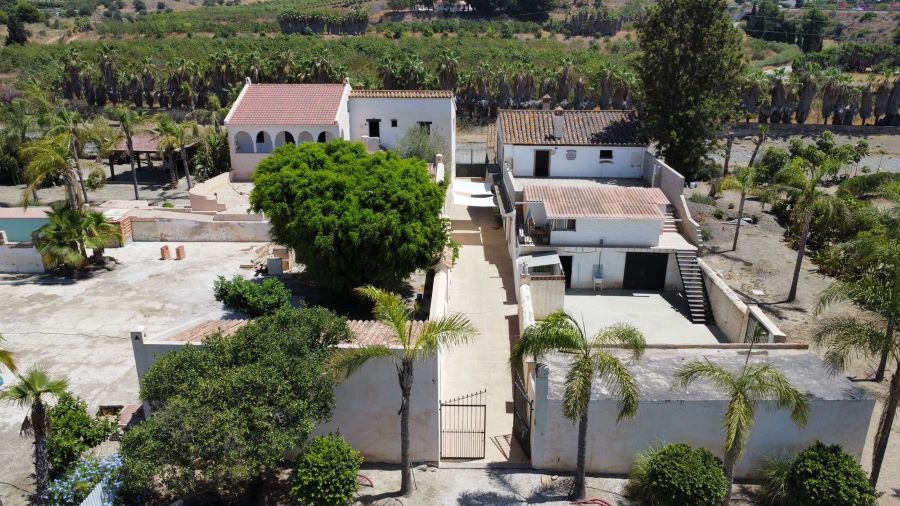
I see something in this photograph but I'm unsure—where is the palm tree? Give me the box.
[0,334,16,374]
[1,365,69,504]
[155,116,200,190]
[719,166,759,251]
[47,108,97,205]
[33,204,121,273]
[332,286,477,497]
[674,358,809,504]
[21,134,80,209]
[511,311,646,500]
[106,106,148,200]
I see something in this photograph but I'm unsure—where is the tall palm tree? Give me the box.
[0,334,16,374]
[155,116,200,190]
[1,365,69,504]
[719,166,759,251]
[106,106,148,200]
[511,311,646,500]
[332,286,477,497]
[674,358,809,504]
[47,108,97,205]
[21,134,80,209]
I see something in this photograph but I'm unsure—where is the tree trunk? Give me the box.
[787,214,812,302]
[126,136,140,200]
[32,400,49,505]
[181,149,193,190]
[70,140,89,207]
[570,411,589,500]
[722,132,734,177]
[732,191,746,251]
[723,451,736,505]
[874,320,894,383]
[398,359,414,497]
[870,359,899,487]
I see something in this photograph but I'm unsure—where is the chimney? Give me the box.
[541,94,552,111]
[245,77,251,85]
[552,107,565,140]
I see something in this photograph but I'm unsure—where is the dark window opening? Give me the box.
[417,121,432,134]
[599,149,613,160]
[391,119,398,128]
[255,132,266,143]
[317,132,327,143]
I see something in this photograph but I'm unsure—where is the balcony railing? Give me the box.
[517,224,550,246]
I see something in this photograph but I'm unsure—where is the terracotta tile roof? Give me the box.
[164,317,423,347]
[350,89,453,99]
[497,109,646,146]
[115,133,160,153]
[227,84,345,126]
[524,184,669,219]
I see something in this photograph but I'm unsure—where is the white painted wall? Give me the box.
[316,347,440,464]
[0,243,45,273]
[130,217,271,242]
[227,124,345,180]
[347,97,456,167]
[505,145,645,178]
[530,364,874,478]
[523,248,679,291]
[550,218,662,248]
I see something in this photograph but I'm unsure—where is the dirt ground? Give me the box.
[686,182,900,503]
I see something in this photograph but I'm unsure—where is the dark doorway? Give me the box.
[623,253,668,290]
[534,150,550,177]
[559,255,573,288]
[367,119,381,138]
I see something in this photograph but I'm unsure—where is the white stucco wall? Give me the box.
[506,145,645,178]
[699,259,750,343]
[347,97,456,167]
[530,357,875,479]
[550,218,662,248]
[522,248,680,291]
[130,217,271,242]
[0,243,45,273]
[227,125,345,180]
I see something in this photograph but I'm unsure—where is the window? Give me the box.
[551,219,576,231]
[417,121,432,134]
[599,149,613,161]
[566,150,577,160]
[391,119,398,128]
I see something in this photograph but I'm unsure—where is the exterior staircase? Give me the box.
[663,211,679,233]
[675,249,712,324]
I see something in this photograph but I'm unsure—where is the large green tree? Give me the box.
[511,312,646,500]
[637,0,744,181]
[250,141,449,294]
[121,307,351,499]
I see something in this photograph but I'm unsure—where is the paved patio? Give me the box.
[564,290,725,345]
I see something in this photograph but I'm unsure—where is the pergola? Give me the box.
[109,133,196,181]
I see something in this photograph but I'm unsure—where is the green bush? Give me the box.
[626,443,728,506]
[713,208,725,220]
[213,275,292,317]
[291,434,363,506]
[688,193,717,206]
[759,454,793,506]
[786,441,878,506]
[48,392,118,475]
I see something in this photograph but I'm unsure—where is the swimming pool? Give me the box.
[0,217,48,242]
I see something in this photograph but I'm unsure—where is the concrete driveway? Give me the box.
[0,241,266,504]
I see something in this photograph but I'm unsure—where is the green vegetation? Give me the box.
[782,442,879,506]
[250,141,449,295]
[278,8,367,35]
[291,434,363,506]
[48,392,117,474]
[213,275,292,317]
[637,0,744,181]
[332,286,475,496]
[121,307,351,499]
[511,312,645,500]
[395,125,448,166]
[33,204,122,273]
[687,194,717,206]
[626,443,728,506]
[744,2,827,53]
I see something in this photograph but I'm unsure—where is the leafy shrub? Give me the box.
[626,443,728,506]
[49,454,123,506]
[786,441,878,506]
[688,194,717,206]
[291,434,363,506]
[759,454,793,506]
[395,125,448,165]
[713,208,725,220]
[48,393,118,474]
[213,275,292,317]
[836,172,900,199]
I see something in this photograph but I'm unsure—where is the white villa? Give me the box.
[224,79,456,180]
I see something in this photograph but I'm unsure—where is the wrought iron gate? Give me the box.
[513,372,533,458]
[440,389,486,460]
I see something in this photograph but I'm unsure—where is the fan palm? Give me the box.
[21,134,80,209]
[33,204,121,272]
[106,105,149,200]
[719,166,759,251]
[0,334,16,374]
[1,365,69,504]
[674,359,809,504]
[155,116,200,190]
[47,108,98,205]
[332,286,477,497]
[510,311,646,500]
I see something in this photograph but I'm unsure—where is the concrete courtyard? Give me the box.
[564,290,726,345]
[0,241,265,504]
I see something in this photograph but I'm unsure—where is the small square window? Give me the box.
[391,119,398,128]
[566,150,577,160]
[599,149,613,160]
[417,121,432,134]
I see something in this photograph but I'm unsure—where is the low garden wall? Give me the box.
[130,215,271,242]
[0,241,45,273]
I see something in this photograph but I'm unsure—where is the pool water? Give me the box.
[0,217,48,242]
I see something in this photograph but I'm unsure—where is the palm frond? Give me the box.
[355,286,415,349]
[0,335,16,373]
[413,313,477,357]
[812,316,889,374]
[745,364,810,428]
[672,360,734,391]
[561,354,595,422]
[593,352,640,421]
[330,345,397,379]
[723,390,755,456]
[591,323,646,361]
[510,310,584,365]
